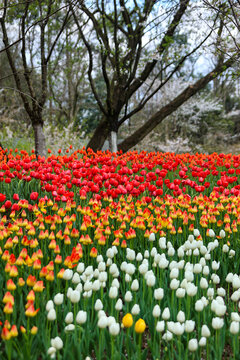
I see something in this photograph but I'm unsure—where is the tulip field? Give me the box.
[1,147,240,359]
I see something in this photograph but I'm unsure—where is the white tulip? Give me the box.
[98,316,108,329]
[149,233,155,241]
[107,316,116,327]
[207,288,214,299]
[170,279,179,290]
[152,305,161,318]
[125,291,133,302]
[63,269,73,280]
[65,312,73,324]
[202,324,211,337]
[54,293,64,306]
[217,287,226,297]
[136,253,143,261]
[67,287,73,299]
[219,229,225,238]
[154,288,164,300]
[51,336,63,350]
[212,261,220,271]
[173,322,184,336]
[159,237,166,249]
[156,320,165,332]
[222,244,229,253]
[162,307,170,320]
[168,247,175,257]
[124,254,130,267]
[144,250,149,258]
[106,248,114,258]
[47,309,56,321]
[46,300,54,312]
[176,288,186,298]
[162,330,172,341]
[185,320,195,333]
[177,311,185,323]
[200,278,208,289]
[64,324,75,332]
[95,299,103,311]
[112,279,120,288]
[47,347,56,356]
[195,300,204,312]
[200,246,207,255]
[126,263,135,275]
[212,317,224,329]
[70,290,80,304]
[185,271,194,282]
[125,274,132,283]
[231,312,240,322]
[109,323,120,336]
[208,229,215,238]
[96,255,103,263]
[177,247,185,258]
[186,283,197,297]
[193,263,202,274]
[229,250,235,257]
[188,339,198,351]
[99,272,107,282]
[230,321,239,334]
[146,274,156,287]
[76,310,87,324]
[72,272,81,284]
[199,337,206,347]
[109,264,118,275]
[109,287,118,299]
[226,273,233,282]
[131,279,139,291]
[170,268,179,279]
[232,275,240,289]
[131,304,140,315]
[115,298,123,311]
[92,280,100,291]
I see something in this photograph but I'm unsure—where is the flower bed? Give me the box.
[0,147,240,359]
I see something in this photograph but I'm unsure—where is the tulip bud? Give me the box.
[51,336,63,350]
[131,304,140,315]
[47,309,56,321]
[156,320,165,332]
[154,288,164,300]
[188,339,198,352]
[152,305,161,318]
[70,290,80,304]
[95,299,103,311]
[109,323,120,336]
[162,307,170,320]
[185,320,195,333]
[177,310,185,323]
[201,324,211,337]
[54,293,64,306]
[65,312,73,324]
[76,310,87,324]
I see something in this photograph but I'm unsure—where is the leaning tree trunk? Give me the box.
[33,120,46,157]
[87,117,110,151]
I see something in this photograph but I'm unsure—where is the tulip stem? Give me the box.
[137,334,142,360]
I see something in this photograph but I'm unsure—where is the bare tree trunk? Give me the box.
[87,117,109,151]
[109,131,118,152]
[33,122,46,157]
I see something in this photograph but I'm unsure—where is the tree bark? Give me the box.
[87,117,110,151]
[109,131,118,152]
[33,121,46,157]
[118,57,236,153]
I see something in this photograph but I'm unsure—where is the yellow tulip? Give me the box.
[122,313,133,328]
[135,319,146,334]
